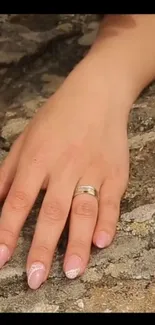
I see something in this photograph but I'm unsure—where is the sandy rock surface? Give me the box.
[0,14,155,312]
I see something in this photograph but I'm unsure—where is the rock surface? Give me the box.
[0,14,155,313]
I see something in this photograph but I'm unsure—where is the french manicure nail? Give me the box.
[95,231,111,248]
[28,262,46,290]
[0,244,10,268]
[65,255,82,279]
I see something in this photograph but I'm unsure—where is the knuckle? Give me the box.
[69,238,88,251]
[32,244,50,256]
[74,199,96,218]
[29,244,52,262]
[62,144,81,161]
[7,190,30,211]
[109,166,128,189]
[0,226,16,242]
[20,153,43,170]
[101,196,119,212]
[30,155,44,168]
[42,200,66,223]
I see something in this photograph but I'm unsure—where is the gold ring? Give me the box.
[73,185,99,201]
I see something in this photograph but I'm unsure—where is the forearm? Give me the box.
[53,15,155,123]
[88,14,155,105]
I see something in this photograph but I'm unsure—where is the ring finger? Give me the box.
[64,169,102,279]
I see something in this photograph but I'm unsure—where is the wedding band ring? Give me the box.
[73,185,99,201]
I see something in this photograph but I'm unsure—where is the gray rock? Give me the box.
[78,30,98,46]
[0,14,155,313]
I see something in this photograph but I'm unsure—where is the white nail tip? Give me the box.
[28,263,45,282]
[65,268,80,279]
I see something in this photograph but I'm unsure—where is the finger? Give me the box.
[64,171,101,280]
[0,133,25,200]
[0,158,45,268]
[93,178,124,248]
[0,123,30,201]
[26,176,76,290]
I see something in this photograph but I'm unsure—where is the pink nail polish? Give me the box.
[28,262,46,290]
[95,231,111,248]
[0,244,10,268]
[65,255,82,279]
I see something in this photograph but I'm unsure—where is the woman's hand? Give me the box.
[0,54,130,290]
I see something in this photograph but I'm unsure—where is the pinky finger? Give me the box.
[93,179,122,249]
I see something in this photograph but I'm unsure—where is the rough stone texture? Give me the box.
[0,14,155,313]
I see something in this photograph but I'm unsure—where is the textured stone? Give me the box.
[41,74,65,95]
[0,14,155,313]
[76,299,84,309]
[88,21,99,31]
[78,30,98,46]
[121,204,155,223]
[129,131,155,149]
[2,117,29,139]
[0,149,7,163]
[0,17,81,66]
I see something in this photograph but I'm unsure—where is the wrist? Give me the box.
[88,15,155,104]
[73,51,135,123]
[55,49,134,125]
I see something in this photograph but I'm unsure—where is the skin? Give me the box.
[0,14,155,289]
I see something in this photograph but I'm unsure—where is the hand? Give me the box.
[0,55,129,289]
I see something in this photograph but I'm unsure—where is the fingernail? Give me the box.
[27,262,46,290]
[95,231,111,248]
[0,244,10,268]
[65,255,81,279]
